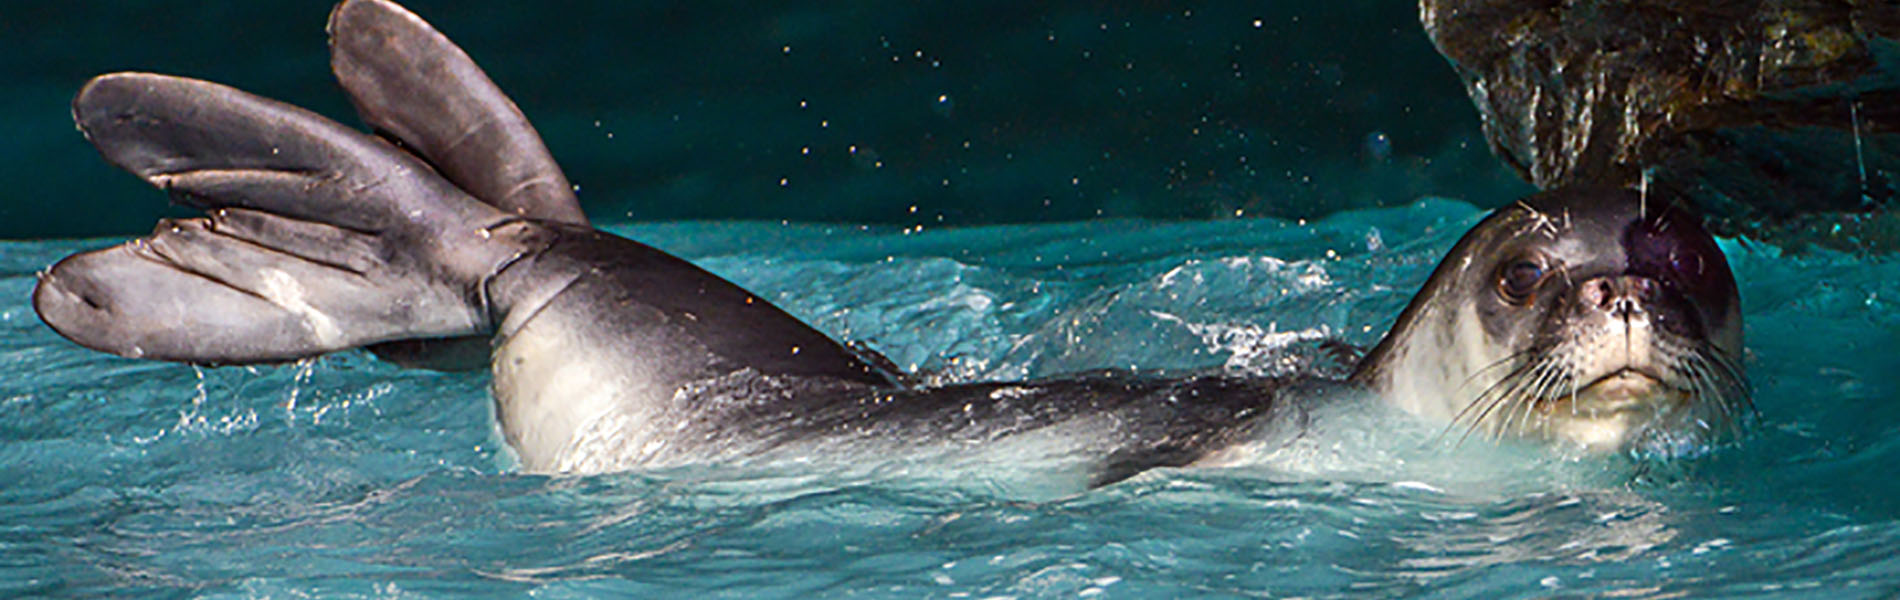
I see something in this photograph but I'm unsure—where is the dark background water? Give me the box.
[1,0,1532,239]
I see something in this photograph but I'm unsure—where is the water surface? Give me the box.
[3,199,1896,598]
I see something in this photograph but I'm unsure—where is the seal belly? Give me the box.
[491,293,667,472]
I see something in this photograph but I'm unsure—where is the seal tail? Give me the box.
[32,73,525,365]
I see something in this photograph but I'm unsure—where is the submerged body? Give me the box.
[32,0,1748,482]
[462,222,1309,477]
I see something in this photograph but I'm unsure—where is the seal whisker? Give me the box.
[1676,360,1717,429]
[1685,350,1736,410]
[1698,347,1754,435]
[1555,368,1579,437]
[1673,346,1750,442]
[1450,354,1527,426]
[1694,362,1743,439]
[1449,379,1512,445]
[1489,353,1560,441]
[1691,356,1735,423]
[1449,359,1533,445]
[1496,361,1543,438]
[1513,354,1569,438]
[1704,347,1753,413]
[1456,348,1535,397]
[1460,355,1542,432]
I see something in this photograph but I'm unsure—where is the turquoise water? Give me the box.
[4,199,1898,598]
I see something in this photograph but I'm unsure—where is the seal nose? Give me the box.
[1581,275,1657,318]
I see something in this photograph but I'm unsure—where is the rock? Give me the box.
[1421,0,1900,249]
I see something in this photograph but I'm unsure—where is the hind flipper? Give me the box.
[328,0,587,226]
[35,73,526,364]
[328,0,586,371]
[69,72,507,236]
[36,212,487,363]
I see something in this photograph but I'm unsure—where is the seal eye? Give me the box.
[1498,259,1546,303]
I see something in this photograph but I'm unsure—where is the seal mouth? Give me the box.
[1454,345,1748,455]
[1530,368,1686,451]
[1556,367,1682,413]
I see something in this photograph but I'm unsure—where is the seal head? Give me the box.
[1353,187,1747,456]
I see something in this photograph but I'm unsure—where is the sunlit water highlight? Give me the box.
[3,199,1897,598]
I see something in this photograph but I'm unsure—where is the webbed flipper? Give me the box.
[34,73,525,364]
[328,0,590,370]
[328,0,586,226]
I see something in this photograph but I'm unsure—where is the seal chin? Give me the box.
[1535,369,1689,452]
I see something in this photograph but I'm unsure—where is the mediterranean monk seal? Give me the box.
[31,0,1749,484]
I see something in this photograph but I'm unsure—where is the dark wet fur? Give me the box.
[669,372,1306,486]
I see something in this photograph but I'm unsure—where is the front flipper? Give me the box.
[35,73,526,364]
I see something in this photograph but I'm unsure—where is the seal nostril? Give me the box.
[1585,277,1651,317]
[1594,280,1616,309]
